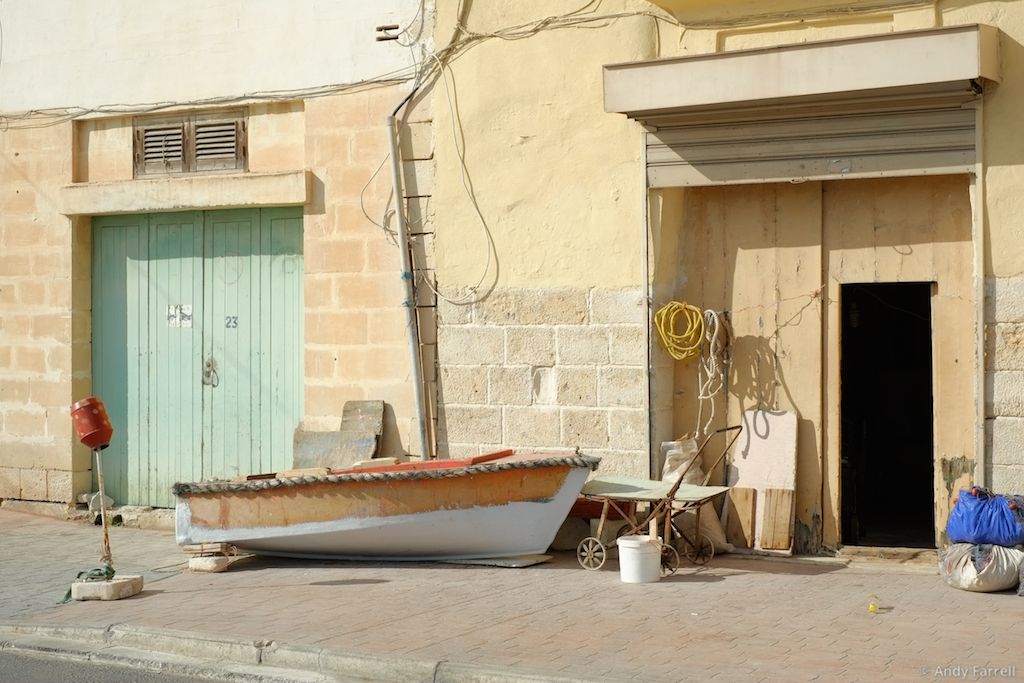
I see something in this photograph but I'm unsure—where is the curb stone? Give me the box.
[0,632,328,682]
[0,623,602,682]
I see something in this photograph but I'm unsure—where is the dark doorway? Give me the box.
[841,283,935,548]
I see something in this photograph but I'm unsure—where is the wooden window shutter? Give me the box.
[135,121,186,175]
[133,110,247,177]
[193,114,247,172]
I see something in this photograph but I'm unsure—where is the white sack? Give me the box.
[661,439,705,486]
[661,439,732,553]
[940,543,1024,593]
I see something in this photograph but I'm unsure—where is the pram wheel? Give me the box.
[684,532,715,565]
[577,536,607,570]
[660,543,680,576]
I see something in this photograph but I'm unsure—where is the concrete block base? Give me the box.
[188,555,248,573]
[71,575,143,601]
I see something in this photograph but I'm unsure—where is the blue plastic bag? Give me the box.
[947,488,1024,546]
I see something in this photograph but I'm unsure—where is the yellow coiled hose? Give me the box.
[654,301,705,361]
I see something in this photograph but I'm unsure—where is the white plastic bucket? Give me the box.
[616,535,661,583]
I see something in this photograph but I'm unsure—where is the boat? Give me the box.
[172,450,600,560]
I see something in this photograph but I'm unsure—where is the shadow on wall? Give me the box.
[378,402,407,459]
[433,379,460,458]
[307,173,326,216]
[729,334,782,413]
[720,333,823,552]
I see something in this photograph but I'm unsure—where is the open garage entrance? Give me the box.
[614,25,991,552]
[840,283,935,548]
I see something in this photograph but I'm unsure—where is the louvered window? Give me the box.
[134,111,247,177]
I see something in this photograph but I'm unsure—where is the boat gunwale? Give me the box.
[172,453,600,498]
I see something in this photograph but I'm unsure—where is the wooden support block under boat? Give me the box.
[181,542,238,556]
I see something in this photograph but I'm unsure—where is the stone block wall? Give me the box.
[1,87,438,505]
[435,286,650,477]
[70,94,434,459]
[301,87,434,457]
[985,276,1024,491]
[0,122,90,503]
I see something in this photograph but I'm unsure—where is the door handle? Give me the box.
[202,356,219,387]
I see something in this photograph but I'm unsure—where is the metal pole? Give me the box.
[387,114,431,461]
[93,448,112,566]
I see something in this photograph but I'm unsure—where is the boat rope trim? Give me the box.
[172,454,601,497]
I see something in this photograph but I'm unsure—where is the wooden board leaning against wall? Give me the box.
[662,175,975,551]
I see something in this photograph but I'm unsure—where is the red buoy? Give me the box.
[71,397,114,450]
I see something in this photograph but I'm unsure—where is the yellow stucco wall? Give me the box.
[430,0,658,290]
[429,0,1024,551]
[432,0,1024,285]
[942,1,1024,277]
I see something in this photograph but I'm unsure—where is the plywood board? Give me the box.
[727,409,797,552]
[293,400,385,469]
[724,487,756,549]
[761,488,795,550]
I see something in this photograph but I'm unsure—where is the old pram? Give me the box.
[576,425,742,573]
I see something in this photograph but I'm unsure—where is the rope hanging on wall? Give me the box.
[695,309,731,438]
[654,301,732,440]
[653,301,705,361]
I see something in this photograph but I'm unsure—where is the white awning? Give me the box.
[603,25,1000,187]
[604,24,999,119]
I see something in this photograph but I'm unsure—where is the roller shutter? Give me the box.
[644,82,980,188]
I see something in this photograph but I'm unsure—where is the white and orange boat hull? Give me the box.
[173,451,598,560]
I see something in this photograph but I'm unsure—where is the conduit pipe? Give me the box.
[386,113,432,461]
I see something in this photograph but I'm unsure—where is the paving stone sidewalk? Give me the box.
[0,508,186,618]
[1,508,1022,682]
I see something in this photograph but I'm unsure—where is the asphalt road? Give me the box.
[0,650,211,683]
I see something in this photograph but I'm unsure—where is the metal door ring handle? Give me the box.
[202,357,219,387]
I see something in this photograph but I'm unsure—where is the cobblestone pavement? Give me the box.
[3,509,1022,682]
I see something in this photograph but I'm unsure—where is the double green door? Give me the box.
[92,208,303,507]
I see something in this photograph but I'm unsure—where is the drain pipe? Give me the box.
[386,111,432,461]
[970,96,987,486]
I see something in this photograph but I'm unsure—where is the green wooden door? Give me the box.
[202,208,304,481]
[92,208,303,507]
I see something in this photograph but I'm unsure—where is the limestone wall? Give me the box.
[0,123,87,502]
[428,0,656,469]
[435,287,649,475]
[986,277,1024,492]
[0,85,433,504]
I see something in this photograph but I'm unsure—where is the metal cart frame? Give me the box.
[576,425,742,573]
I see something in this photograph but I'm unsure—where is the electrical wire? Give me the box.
[0,0,936,130]
[396,0,428,47]
[413,48,496,305]
[2,0,940,307]
[359,154,399,244]
[0,68,419,130]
